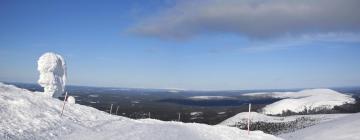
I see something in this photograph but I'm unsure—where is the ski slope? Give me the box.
[0,83,280,140]
[244,89,355,115]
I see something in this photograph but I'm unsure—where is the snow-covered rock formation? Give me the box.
[244,89,355,115]
[37,52,67,98]
[0,83,280,140]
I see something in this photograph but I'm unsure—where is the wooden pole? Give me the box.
[110,104,113,115]
[116,106,119,115]
[247,103,251,135]
[60,92,68,117]
[178,113,181,121]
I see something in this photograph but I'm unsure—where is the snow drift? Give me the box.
[37,52,67,98]
[244,89,355,115]
[0,83,280,140]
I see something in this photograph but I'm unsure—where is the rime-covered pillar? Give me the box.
[37,52,67,98]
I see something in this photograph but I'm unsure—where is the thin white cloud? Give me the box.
[242,33,360,52]
[129,0,360,39]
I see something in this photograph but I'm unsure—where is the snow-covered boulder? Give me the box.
[37,52,67,98]
[0,83,281,140]
[67,96,76,104]
[244,89,355,115]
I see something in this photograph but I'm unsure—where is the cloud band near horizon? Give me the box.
[129,0,360,40]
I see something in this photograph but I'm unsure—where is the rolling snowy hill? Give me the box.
[244,89,355,115]
[0,83,280,140]
[219,88,360,138]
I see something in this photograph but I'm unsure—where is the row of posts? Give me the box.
[108,104,181,121]
[107,103,251,127]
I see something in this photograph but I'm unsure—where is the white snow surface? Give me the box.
[244,89,355,115]
[280,112,360,140]
[67,96,76,104]
[220,112,349,126]
[37,52,67,98]
[0,83,280,140]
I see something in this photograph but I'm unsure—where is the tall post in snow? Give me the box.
[110,104,113,115]
[116,106,119,115]
[149,112,151,118]
[60,92,68,117]
[178,113,181,121]
[247,103,251,135]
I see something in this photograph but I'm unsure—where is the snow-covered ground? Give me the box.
[220,111,360,138]
[280,112,360,140]
[220,112,351,134]
[219,88,360,138]
[0,83,280,140]
[244,89,355,115]
[220,112,349,126]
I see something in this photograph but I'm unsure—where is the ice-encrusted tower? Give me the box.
[37,52,67,98]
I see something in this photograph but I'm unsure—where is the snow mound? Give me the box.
[0,83,280,140]
[67,96,76,104]
[244,89,355,115]
[37,52,67,98]
[280,113,360,140]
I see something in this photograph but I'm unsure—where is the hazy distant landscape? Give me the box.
[9,82,360,125]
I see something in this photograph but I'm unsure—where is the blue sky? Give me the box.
[0,0,360,90]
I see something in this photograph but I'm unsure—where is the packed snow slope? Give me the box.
[244,89,355,115]
[0,83,280,140]
[280,112,360,140]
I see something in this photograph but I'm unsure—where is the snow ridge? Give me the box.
[244,89,355,115]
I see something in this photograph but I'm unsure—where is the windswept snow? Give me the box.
[189,96,236,100]
[280,112,360,140]
[0,83,280,140]
[37,52,67,98]
[244,89,355,115]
